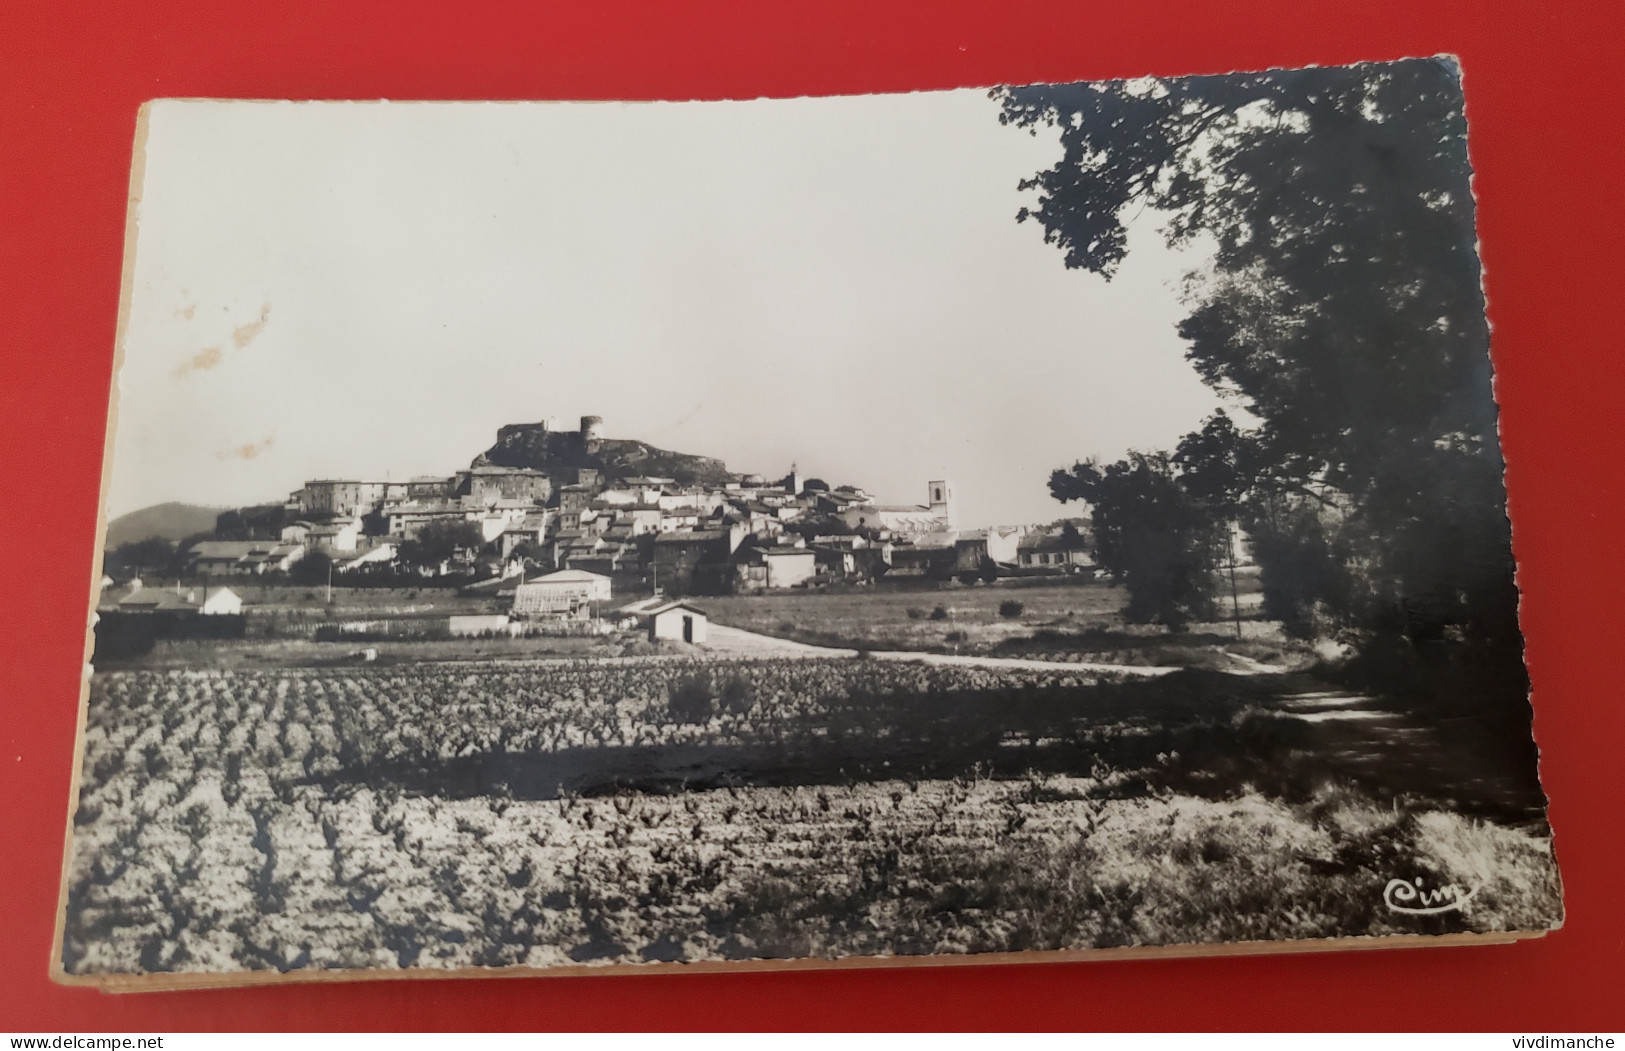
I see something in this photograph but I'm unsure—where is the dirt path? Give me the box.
[703,623,1178,676]
[702,623,857,657]
[1221,650,1290,675]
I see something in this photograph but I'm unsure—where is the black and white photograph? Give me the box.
[60,58,1562,985]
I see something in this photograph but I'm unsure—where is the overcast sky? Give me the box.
[109,89,1226,529]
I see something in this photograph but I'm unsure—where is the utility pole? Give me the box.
[1227,521,1242,640]
[326,557,334,605]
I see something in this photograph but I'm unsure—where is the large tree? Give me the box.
[1051,453,1225,630]
[398,520,485,569]
[103,538,184,580]
[998,60,1520,663]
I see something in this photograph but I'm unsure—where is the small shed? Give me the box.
[200,587,244,615]
[647,601,708,644]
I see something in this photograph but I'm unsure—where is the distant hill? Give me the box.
[103,503,223,548]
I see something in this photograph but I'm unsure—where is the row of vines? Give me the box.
[63,657,1561,974]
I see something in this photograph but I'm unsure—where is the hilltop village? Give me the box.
[112,415,1092,619]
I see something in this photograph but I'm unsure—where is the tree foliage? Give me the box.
[1050,454,1225,630]
[289,549,332,588]
[399,521,485,568]
[1000,60,1520,666]
[104,538,184,580]
[214,505,288,542]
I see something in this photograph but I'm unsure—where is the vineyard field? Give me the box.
[62,657,1562,976]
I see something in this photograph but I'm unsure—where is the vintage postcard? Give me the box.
[58,58,1561,988]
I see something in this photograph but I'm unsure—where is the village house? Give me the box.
[621,506,662,536]
[811,544,856,578]
[305,518,363,555]
[811,490,866,519]
[115,583,201,612]
[262,543,305,574]
[109,580,242,615]
[595,487,651,508]
[557,484,594,514]
[658,490,724,515]
[407,475,455,501]
[472,499,538,543]
[549,527,586,563]
[731,545,817,591]
[291,480,400,517]
[386,501,469,539]
[568,541,634,577]
[728,501,789,539]
[337,544,398,574]
[237,547,278,574]
[1017,533,1093,572]
[658,507,703,532]
[499,513,550,559]
[886,536,958,579]
[953,526,1025,576]
[187,540,274,575]
[456,465,552,505]
[559,535,606,569]
[652,529,735,595]
[809,539,891,582]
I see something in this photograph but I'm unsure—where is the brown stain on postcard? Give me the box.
[172,346,221,377]
[173,302,270,378]
[220,434,275,460]
[232,303,270,348]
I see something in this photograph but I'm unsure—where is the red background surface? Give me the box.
[3,0,1622,1032]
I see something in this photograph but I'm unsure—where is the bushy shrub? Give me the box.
[906,608,926,620]
[998,600,1025,619]
[667,672,716,724]
[719,674,753,715]
[930,606,950,622]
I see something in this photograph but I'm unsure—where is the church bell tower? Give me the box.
[928,479,955,530]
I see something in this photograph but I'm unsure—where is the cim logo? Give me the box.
[1383,876,1480,915]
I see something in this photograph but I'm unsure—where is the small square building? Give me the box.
[647,601,708,644]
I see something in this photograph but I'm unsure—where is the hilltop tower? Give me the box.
[928,479,955,530]
[580,414,605,453]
